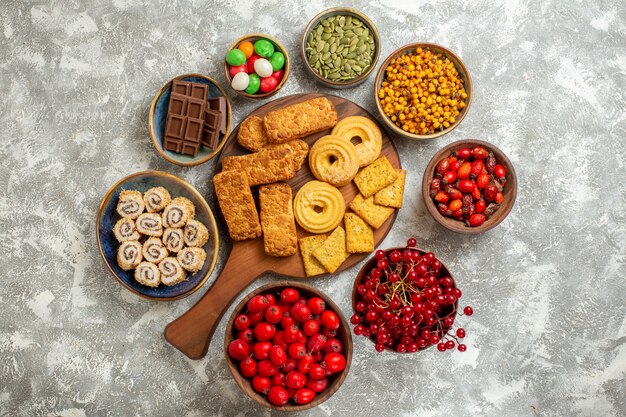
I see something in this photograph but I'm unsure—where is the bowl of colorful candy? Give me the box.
[301,7,380,88]
[351,238,473,354]
[374,43,472,139]
[224,34,289,99]
[422,139,517,234]
[225,281,352,411]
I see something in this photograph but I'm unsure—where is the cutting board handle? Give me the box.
[164,243,262,359]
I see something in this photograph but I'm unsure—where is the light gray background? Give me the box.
[1,0,625,416]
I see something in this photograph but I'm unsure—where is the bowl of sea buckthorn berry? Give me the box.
[351,238,474,353]
[225,281,352,411]
[422,139,517,233]
[374,43,472,139]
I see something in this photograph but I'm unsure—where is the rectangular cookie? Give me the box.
[259,183,298,257]
[374,169,406,208]
[263,97,337,144]
[312,226,350,274]
[349,194,395,229]
[299,235,328,277]
[212,170,261,241]
[237,115,270,152]
[353,156,399,198]
[344,213,374,253]
[222,140,309,186]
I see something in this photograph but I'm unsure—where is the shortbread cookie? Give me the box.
[259,183,298,257]
[308,135,359,187]
[293,181,345,234]
[349,194,395,229]
[184,219,209,247]
[353,156,399,198]
[117,241,143,271]
[312,226,349,274]
[331,116,382,167]
[177,247,207,273]
[263,97,337,144]
[237,115,270,152]
[264,140,309,172]
[299,235,328,277]
[159,257,186,286]
[143,187,171,213]
[134,262,160,287]
[117,190,145,219]
[374,169,406,208]
[213,170,262,241]
[113,218,140,242]
[344,213,374,253]
[135,213,163,237]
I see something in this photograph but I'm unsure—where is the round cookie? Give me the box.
[331,116,382,167]
[293,181,345,234]
[308,135,359,187]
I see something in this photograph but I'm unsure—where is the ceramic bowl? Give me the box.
[96,170,219,300]
[223,34,290,99]
[148,74,232,166]
[301,7,380,88]
[422,139,517,234]
[374,43,472,139]
[352,247,458,353]
[224,281,352,411]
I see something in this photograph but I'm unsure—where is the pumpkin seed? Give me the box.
[334,57,342,68]
[321,33,331,41]
[330,43,337,53]
[316,41,325,52]
[321,52,330,61]
[322,43,329,53]
[328,72,340,79]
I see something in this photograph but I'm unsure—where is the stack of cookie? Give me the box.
[296,117,406,277]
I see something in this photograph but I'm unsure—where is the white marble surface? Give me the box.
[1,0,625,416]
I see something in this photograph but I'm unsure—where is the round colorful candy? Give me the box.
[254,58,273,78]
[269,52,285,71]
[238,41,254,58]
[260,75,278,93]
[271,69,284,82]
[245,73,261,94]
[254,39,274,58]
[229,64,248,78]
[226,48,246,66]
[247,54,263,74]
[231,72,249,91]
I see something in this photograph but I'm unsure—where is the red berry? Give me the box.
[350,313,361,325]
[456,328,466,338]
[303,319,320,336]
[254,322,276,342]
[443,170,457,184]
[472,147,488,159]
[323,338,342,354]
[252,375,271,394]
[475,199,486,213]
[464,306,474,316]
[307,334,327,353]
[264,305,282,324]
[458,344,467,352]
[286,371,307,389]
[290,303,311,322]
[247,295,269,313]
[264,293,276,306]
[234,314,250,331]
[273,330,286,347]
[321,352,346,373]
[248,310,264,326]
[294,388,316,405]
[238,328,253,343]
[307,297,325,315]
[308,363,325,379]
[458,180,476,193]
[257,359,279,377]
[456,147,471,159]
[306,377,328,393]
[280,315,295,329]
[269,345,287,367]
[434,191,449,204]
[320,311,340,330]
[267,386,289,406]
[457,162,472,180]
[436,158,450,174]
[280,288,300,304]
[297,353,315,374]
[228,339,250,361]
[469,213,486,227]
[447,186,463,200]
[283,357,296,373]
[288,342,306,359]
[253,341,272,360]
[445,340,455,350]
[494,164,507,179]
[283,325,300,344]
[239,357,257,377]
[471,160,483,177]
[448,199,462,213]
[484,185,498,202]
[476,173,490,189]
[437,342,447,352]
[495,192,504,204]
[271,372,286,387]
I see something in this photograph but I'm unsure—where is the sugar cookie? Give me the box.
[308,135,359,187]
[331,116,382,167]
[293,181,345,234]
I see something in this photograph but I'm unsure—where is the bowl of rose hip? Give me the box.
[225,281,352,411]
[351,238,473,353]
[422,139,517,234]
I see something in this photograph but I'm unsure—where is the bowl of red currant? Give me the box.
[422,139,517,234]
[225,281,352,411]
[351,238,473,353]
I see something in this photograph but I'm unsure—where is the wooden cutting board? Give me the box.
[164,93,402,359]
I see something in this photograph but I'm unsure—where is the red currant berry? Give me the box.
[437,342,447,352]
[458,344,467,352]
[445,340,455,350]
[456,328,466,338]
[463,306,474,316]
[443,317,454,327]
[377,259,388,269]
[429,335,439,345]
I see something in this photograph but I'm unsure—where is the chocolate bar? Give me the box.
[208,97,227,134]
[164,81,208,157]
[202,108,222,150]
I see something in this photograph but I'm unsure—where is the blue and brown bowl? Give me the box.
[148,74,232,167]
[96,170,219,300]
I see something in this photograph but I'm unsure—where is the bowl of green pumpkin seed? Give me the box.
[301,8,381,88]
